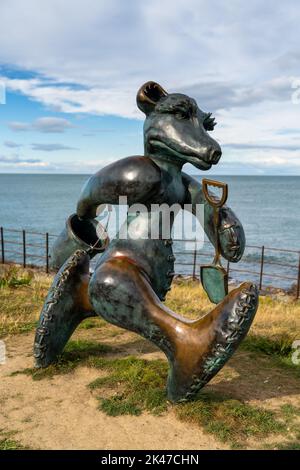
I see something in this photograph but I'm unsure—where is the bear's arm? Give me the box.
[77,156,162,219]
[182,172,245,262]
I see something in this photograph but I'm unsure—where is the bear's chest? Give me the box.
[158,173,186,206]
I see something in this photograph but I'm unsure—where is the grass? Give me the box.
[85,354,286,448]
[87,354,299,449]
[166,278,300,341]
[265,430,300,450]
[1,265,299,345]
[167,278,300,372]
[6,325,300,449]
[275,440,300,450]
[0,265,50,337]
[0,430,27,450]
[0,265,108,337]
[85,355,287,448]
[11,339,114,380]
[14,335,287,446]
[79,318,108,329]
[176,391,285,447]
[241,334,300,376]
[87,356,169,416]
[242,334,293,357]
[1,265,300,449]
[280,403,300,419]
[0,267,33,288]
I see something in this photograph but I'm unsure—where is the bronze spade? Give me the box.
[201,179,229,304]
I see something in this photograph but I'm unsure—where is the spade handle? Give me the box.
[202,179,228,265]
[202,179,228,207]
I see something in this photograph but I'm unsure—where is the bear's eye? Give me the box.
[174,108,191,120]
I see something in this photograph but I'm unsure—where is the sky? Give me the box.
[0,0,299,175]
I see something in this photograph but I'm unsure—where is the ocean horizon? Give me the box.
[0,173,299,290]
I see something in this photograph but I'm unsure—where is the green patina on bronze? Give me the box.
[201,266,228,305]
[34,81,259,402]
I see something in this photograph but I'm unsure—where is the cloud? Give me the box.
[52,158,119,174]
[0,1,299,118]
[0,0,298,85]
[3,140,23,148]
[276,128,300,135]
[223,142,300,151]
[274,51,300,74]
[4,77,141,119]
[31,143,78,151]
[0,154,41,164]
[0,153,52,171]
[0,0,300,174]
[2,74,297,119]
[8,121,30,132]
[33,117,74,133]
[0,157,118,174]
[8,117,74,133]
[181,77,295,113]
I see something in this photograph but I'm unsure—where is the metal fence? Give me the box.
[0,227,56,274]
[173,240,300,299]
[0,226,299,299]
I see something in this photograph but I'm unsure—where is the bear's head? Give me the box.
[137,81,222,170]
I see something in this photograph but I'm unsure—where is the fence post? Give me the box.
[296,252,300,301]
[192,240,197,280]
[0,227,4,264]
[22,230,26,268]
[45,232,49,273]
[259,245,265,290]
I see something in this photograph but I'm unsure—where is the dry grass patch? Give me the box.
[166,277,300,340]
[0,265,106,337]
[1,266,299,371]
[166,278,300,367]
[0,265,51,337]
[1,265,299,341]
[1,266,299,450]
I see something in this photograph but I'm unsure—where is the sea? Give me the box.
[0,174,299,291]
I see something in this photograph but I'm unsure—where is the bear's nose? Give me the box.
[210,149,222,164]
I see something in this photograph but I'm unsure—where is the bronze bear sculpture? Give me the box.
[34,82,259,402]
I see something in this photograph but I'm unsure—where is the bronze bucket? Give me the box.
[49,213,109,271]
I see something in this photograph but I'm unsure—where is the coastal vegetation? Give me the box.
[0,264,299,449]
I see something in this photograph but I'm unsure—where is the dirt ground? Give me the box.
[0,330,227,450]
[1,325,300,450]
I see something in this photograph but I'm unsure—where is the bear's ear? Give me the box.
[136,81,168,115]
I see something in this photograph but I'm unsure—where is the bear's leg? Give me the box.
[89,256,259,402]
[34,250,96,367]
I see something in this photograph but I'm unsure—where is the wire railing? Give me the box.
[0,226,299,299]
